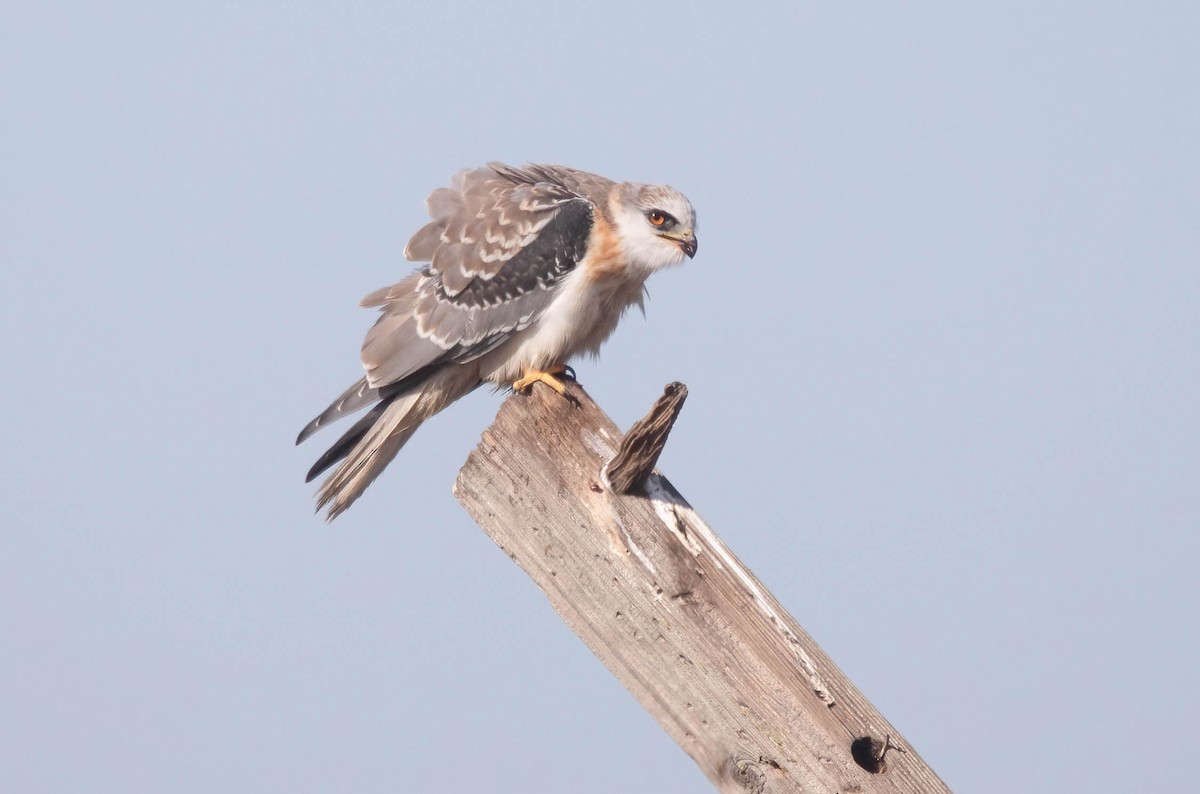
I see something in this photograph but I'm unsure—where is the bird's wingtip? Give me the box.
[296,420,318,446]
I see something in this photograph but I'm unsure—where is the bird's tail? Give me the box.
[304,366,479,520]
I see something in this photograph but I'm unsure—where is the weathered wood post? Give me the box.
[454,381,950,793]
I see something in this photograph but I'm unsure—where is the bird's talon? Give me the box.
[512,366,583,406]
[512,367,569,396]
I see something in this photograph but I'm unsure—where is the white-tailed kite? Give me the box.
[297,163,697,519]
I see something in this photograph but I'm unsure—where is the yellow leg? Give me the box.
[512,365,570,395]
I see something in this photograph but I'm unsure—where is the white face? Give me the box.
[611,183,698,274]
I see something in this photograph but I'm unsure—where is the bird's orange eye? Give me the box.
[647,210,673,228]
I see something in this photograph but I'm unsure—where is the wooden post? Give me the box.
[453,382,950,793]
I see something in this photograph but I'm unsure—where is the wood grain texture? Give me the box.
[604,381,688,494]
[454,382,951,793]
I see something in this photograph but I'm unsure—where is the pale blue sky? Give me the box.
[3,3,1197,792]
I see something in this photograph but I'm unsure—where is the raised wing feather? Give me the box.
[359,165,598,390]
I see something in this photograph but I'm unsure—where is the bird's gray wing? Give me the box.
[357,164,600,390]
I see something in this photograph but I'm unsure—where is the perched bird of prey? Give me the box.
[297,163,698,519]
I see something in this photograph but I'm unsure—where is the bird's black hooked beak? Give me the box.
[678,235,698,258]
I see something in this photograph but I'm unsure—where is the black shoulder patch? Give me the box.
[440,198,594,310]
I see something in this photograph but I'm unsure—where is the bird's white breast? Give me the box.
[480,255,646,386]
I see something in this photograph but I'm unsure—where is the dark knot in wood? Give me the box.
[851,734,904,774]
[603,382,688,494]
[726,756,768,793]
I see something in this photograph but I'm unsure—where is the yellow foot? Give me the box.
[513,365,569,395]
[512,366,580,406]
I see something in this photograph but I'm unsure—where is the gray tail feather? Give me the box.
[296,377,378,445]
[308,367,481,520]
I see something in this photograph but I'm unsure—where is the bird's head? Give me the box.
[612,182,698,272]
